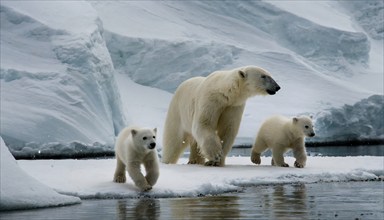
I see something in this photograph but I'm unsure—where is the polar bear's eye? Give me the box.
[305,125,309,129]
[153,136,156,139]
[261,75,266,79]
[143,136,147,140]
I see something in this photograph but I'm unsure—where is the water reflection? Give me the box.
[117,198,159,220]
[1,182,382,219]
[165,195,240,219]
[270,184,309,220]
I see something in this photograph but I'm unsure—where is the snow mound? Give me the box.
[106,32,241,92]
[340,0,384,40]
[0,2,127,155]
[199,1,369,73]
[17,157,383,200]
[0,137,80,211]
[313,95,384,143]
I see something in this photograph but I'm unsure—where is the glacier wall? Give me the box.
[313,95,384,143]
[99,0,373,93]
[0,2,127,157]
[105,32,242,92]
[340,0,383,40]
[197,1,370,73]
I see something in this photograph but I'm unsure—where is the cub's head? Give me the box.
[238,66,280,96]
[292,116,315,138]
[131,128,157,151]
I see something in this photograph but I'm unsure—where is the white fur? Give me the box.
[162,66,280,166]
[113,127,159,191]
[251,115,315,168]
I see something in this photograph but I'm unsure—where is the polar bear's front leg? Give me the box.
[192,107,223,167]
[143,155,160,186]
[188,140,205,165]
[113,156,127,183]
[127,161,152,191]
[217,105,245,166]
[292,139,307,168]
[200,134,223,166]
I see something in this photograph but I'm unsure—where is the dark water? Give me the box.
[1,182,383,220]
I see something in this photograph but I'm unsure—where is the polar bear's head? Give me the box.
[131,128,157,151]
[292,116,315,138]
[238,66,280,96]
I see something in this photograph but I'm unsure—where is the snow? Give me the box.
[0,137,80,211]
[266,1,356,32]
[14,155,384,200]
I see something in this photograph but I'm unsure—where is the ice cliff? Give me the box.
[312,95,384,143]
[0,2,127,157]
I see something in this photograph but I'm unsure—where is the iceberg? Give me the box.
[0,2,127,157]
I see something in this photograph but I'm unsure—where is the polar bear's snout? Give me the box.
[308,132,315,137]
[148,142,156,149]
[265,76,280,95]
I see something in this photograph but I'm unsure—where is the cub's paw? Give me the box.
[251,153,261,164]
[271,159,289,167]
[140,185,152,192]
[113,175,126,183]
[294,161,305,168]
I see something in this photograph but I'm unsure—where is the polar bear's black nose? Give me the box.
[149,142,156,149]
[309,132,315,137]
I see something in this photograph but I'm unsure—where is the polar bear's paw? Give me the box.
[202,150,222,166]
[188,159,205,165]
[140,185,153,192]
[294,161,305,168]
[113,174,126,183]
[188,155,205,165]
[271,159,289,167]
[204,160,220,166]
[251,153,261,164]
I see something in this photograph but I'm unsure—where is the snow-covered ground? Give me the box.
[1,138,383,211]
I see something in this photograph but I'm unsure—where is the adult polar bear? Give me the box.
[162,66,280,166]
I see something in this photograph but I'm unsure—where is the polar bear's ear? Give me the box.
[239,70,247,78]
[131,129,137,136]
[293,117,299,123]
[153,128,157,134]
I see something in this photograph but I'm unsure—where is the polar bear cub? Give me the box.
[251,115,315,168]
[113,127,159,191]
